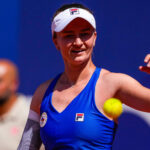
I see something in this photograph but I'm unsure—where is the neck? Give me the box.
[0,94,17,116]
[62,59,96,85]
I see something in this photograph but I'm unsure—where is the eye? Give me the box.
[80,33,89,37]
[80,31,93,39]
[64,34,75,39]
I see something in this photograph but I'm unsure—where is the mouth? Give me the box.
[71,50,85,53]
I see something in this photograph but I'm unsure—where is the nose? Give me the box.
[73,36,83,47]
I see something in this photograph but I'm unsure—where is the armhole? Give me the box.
[42,73,62,101]
[30,73,62,114]
[30,80,53,114]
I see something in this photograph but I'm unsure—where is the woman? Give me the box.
[18,3,150,150]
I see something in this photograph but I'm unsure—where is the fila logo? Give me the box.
[69,8,79,15]
[75,113,84,122]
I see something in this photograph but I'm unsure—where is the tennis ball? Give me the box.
[103,98,123,119]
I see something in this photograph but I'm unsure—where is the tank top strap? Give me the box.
[87,67,101,89]
[43,73,62,100]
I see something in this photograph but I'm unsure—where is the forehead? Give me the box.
[62,18,94,32]
[0,63,15,78]
[0,65,7,76]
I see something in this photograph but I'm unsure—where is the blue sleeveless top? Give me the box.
[40,68,117,150]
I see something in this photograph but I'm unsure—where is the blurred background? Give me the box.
[1,0,150,149]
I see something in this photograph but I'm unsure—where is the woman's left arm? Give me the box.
[113,54,150,112]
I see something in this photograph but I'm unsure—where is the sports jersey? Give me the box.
[40,68,117,150]
[0,94,31,150]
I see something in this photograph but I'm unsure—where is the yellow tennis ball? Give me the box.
[103,98,123,119]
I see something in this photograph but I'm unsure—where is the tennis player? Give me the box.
[18,3,150,150]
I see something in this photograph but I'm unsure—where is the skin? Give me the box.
[31,18,150,122]
[139,54,150,74]
[0,59,19,116]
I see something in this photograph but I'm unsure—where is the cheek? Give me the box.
[58,40,72,53]
[86,39,95,49]
[0,83,8,95]
[61,38,73,46]
[88,34,96,47]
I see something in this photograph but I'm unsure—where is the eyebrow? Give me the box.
[62,31,74,34]
[62,28,92,34]
[81,28,91,32]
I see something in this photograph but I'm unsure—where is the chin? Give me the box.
[71,57,90,66]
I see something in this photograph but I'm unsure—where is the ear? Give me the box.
[10,79,19,93]
[93,31,97,47]
[52,34,60,50]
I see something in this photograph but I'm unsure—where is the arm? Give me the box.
[113,73,150,112]
[139,54,150,74]
[17,110,42,150]
[17,80,52,150]
[109,54,150,112]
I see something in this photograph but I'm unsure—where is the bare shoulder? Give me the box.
[100,68,117,83]
[98,68,121,91]
[101,68,146,93]
[101,68,132,83]
[30,79,53,114]
[99,68,137,94]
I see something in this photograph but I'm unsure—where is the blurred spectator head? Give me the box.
[0,59,19,106]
